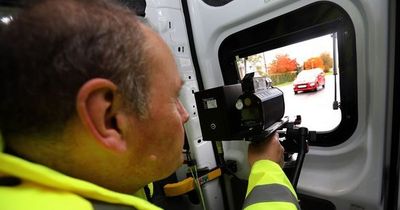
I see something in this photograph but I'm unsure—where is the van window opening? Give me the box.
[235,34,341,132]
[218,2,358,146]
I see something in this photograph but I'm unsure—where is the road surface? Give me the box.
[277,74,341,131]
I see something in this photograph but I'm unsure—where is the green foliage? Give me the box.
[246,54,263,67]
[319,52,333,72]
[268,71,297,86]
[256,67,268,77]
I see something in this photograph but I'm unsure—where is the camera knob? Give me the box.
[235,99,244,110]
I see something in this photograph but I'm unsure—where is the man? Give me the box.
[0,0,299,209]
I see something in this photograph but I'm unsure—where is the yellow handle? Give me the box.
[163,168,222,197]
[164,177,195,197]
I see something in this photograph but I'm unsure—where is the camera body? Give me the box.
[195,73,285,141]
[195,73,312,188]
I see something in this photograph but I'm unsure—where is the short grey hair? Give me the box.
[0,0,151,136]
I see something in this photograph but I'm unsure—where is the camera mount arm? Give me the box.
[279,117,314,189]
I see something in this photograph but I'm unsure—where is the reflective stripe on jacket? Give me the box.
[243,160,300,210]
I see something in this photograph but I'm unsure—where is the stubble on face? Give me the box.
[124,23,186,182]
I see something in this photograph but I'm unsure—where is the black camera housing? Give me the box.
[195,73,285,141]
[194,84,242,141]
[195,73,312,189]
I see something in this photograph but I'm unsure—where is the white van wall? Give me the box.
[145,1,225,209]
[145,0,392,209]
[184,0,388,209]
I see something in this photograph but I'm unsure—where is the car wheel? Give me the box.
[322,84,325,88]
[294,91,298,94]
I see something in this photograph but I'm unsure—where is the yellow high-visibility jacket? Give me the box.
[0,133,159,210]
[0,151,160,210]
[0,134,299,210]
[243,160,300,209]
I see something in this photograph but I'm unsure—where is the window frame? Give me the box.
[218,1,358,146]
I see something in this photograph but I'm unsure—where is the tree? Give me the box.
[268,54,298,74]
[236,54,267,78]
[319,52,333,72]
[303,57,324,70]
[243,54,263,75]
[246,54,263,68]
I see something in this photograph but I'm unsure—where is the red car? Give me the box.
[293,68,326,94]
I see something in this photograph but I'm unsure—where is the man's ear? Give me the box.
[76,78,127,152]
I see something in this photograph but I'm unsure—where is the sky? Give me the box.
[262,34,335,65]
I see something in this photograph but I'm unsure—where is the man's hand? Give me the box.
[248,132,284,168]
